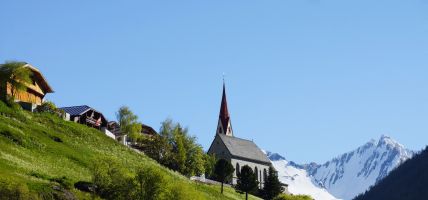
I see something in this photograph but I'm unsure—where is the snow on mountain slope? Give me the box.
[309,135,413,200]
[270,157,339,200]
[267,135,413,200]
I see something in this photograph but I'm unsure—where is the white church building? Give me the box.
[208,82,271,188]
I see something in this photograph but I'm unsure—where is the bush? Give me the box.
[35,101,64,116]
[89,158,214,200]
[135,165,168,200]
[273,194,313,200]
[1,98,22,111]
[74,181,95,193]
[49,176,73,190]
[91,158,135,200]
[0,181,32,200]
[165,181,204,200]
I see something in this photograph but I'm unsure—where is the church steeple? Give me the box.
[217,81,233,136]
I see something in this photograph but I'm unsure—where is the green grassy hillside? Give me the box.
[0,102,260,200]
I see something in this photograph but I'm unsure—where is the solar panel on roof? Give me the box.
[59,105,91,116]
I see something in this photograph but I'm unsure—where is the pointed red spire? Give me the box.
[219,82,230,127]
[218,81,233,136]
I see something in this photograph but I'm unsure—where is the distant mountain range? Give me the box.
[267,135,414,200]
[354,146,428,200]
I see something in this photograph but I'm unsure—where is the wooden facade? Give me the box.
[60,105,108,130]
[141,124,157,136]
[5,64,53,106]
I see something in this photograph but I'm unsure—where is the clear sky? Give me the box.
[1,0,428,164]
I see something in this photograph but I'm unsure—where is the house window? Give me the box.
[236,163,240,176]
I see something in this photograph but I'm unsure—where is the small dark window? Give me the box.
[255,167,258,180]
[263,169,267,182]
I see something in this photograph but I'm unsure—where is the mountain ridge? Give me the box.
[267,135,414,200]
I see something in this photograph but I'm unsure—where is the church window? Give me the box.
[236,163,240,176]
[255,167,258,180]
[263,169,267,182]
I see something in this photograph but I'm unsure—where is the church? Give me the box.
[208,82,271,188]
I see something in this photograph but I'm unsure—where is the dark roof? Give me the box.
[59,105,92,116]
[141,124,157,135]
[217,134,271,164]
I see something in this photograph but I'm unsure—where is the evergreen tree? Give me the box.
[263,166,284,200]
[236,165,259,200]
[213,159,234,194]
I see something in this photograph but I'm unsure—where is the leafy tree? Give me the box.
[262,166,284,200]
[213,158,234,194]
[0,61,33,102]
[236,165,259,200]
[140,134,171,164]
[152,119,205,177]
[203,153,217,178]
[116,106,142,142]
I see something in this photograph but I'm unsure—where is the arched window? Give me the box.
[236,163,240,176]
[263,168,267,182]
[255,167,258,180]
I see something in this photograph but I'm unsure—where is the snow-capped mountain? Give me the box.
[267,135,414,200]
[270,158,339,200]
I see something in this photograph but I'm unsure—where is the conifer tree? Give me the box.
[262,166,284,200]
[236,165,258,200]
[213,159,234,194]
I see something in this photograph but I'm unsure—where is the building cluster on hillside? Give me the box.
[2,62,288,192]
[1,63,157,145]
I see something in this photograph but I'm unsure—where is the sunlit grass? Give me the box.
[0,102,260,199]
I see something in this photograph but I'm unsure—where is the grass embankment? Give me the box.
[0,102,260,200]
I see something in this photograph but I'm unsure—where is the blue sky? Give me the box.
[1,0,428,163]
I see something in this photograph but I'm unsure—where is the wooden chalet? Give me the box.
[3,63,54,111]
[59,105,108,129]
[107,121,122,136]
[141,124,157,136]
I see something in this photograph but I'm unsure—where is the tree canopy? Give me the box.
[141,119,206,177]
[116,106,142,141]
[213,158,234,194]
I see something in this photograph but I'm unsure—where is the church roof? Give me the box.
[217,134,271,164]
